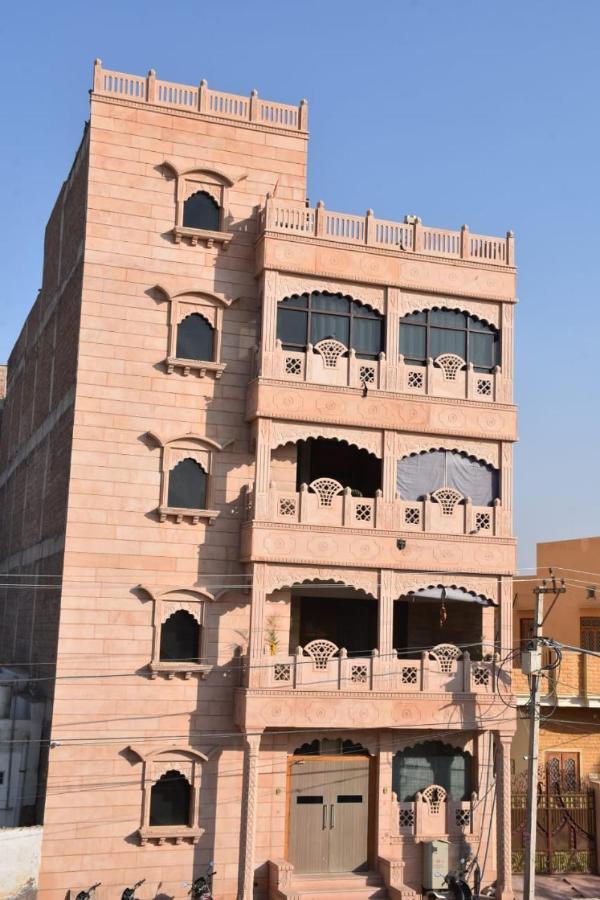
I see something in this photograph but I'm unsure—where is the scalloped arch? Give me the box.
[281,289,381,317]
[400,304,497,331]
[273,576,377,599]
[400,582,497,606]
[393,738,472,757]
[398,447,497,470]
[271,432,381,458]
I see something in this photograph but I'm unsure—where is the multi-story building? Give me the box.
[0,61,517,900]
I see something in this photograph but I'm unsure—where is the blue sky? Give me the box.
[2,0,599,569]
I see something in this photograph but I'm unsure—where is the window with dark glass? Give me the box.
[392,741,472,801]
[149,770,191,826]
[183,191,220,231]
[277,292,384,359]
[399,308,499,372]
[168,458,207,509]
[160,610,201,663]
[176,313,215,361]
[581,618,600,652]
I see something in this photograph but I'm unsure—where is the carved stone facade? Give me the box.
[2,63,516,900]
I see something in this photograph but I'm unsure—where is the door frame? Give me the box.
[285,753,376,871]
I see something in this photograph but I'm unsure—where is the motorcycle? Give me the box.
[121,879,145,900]
[75,885,101,900]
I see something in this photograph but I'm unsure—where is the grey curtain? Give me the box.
[392,742,471,801]
[397,450,498,506]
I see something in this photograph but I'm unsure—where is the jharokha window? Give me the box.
[163,162,235,249]
[130,746,207,845]
[176,313,215,362]
[277,292,384,359]
[147,431,230,524]
[399,308,499,372]
[152,287,231,379]
[140,585,213,679]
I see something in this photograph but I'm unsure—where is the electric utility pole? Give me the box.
[522,572,565,900]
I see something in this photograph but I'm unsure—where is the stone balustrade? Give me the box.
[92,60,308,132]
[261,484,504,537]
[272,341,505,401]
[259,197,514,267]
[393,788,481,841]
[242,644,497,695]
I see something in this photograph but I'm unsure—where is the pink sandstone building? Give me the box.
[0,62,517,900]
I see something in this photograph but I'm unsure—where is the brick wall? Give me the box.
[0,128,89,823]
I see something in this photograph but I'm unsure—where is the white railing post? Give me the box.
[421,651,429,690]
[298,483,308,523]
[461,224,470,260]
[506,230,515,266]
[198,78,208,113]
[249,89,259,122]
[493,498,501,536]
[298,98,309,131]
[338,648,347,689]
[315,200,326,237]
[413,220,423,253]
[342,487,352,526]
[463,650,471,692]
[425,357,434,395]
[93,58,103,93]
[370,649,378,690]
[365,209,375,246]
[374,489,382,528]
[466,362,474,400]
[146,68,156,103]
[294,646,303,686]
[464,497,473,535]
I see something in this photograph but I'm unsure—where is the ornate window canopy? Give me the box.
[138,585,215,679]
[152,285,238,378]
[146,431,232,524]
[128,745,208,845]
[162,161,245,249]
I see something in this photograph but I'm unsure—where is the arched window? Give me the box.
[168,458,207,509]
[160,610,201,663]
[399,309,499,372]
[397,449,499,506]
[183,191,220,231]
[277,292,384,359]
[393,741,472,801]
[176,313,215,361]
[149,770,191,826]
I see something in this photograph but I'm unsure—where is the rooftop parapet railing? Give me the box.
[259,197,515,266]
[91,60,308,132]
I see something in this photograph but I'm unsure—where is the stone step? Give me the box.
[285,871,388,900]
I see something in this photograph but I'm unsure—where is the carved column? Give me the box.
[377,730,394,850]
[495,732,514,900]
[500,303,514,403]
[248,563,267,687]
[499,576,513,667]
[500,442,513,535]
[259,270,279,378]
[253,418,272,520]
[378,570,395,675]
[379,430,396,529]
[385,287,400,391]
[238,732,262,900]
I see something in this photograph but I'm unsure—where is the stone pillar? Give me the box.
[500,303,514,403]
[495,732,514,900]
[499,576,513,666]
[239,732,263,900]
[379,431,396,529]
[260,270,279,377]
[500,442,513,535]
[378,570,395,674]
[248,563,267,687]
[384,288,400,392]
[253,418,272,519]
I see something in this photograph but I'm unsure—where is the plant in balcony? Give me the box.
[350,488,363,497]
[265,617,280,656]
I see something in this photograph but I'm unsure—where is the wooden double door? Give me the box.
[288,756,370,873]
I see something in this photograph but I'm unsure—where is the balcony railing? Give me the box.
[92,61,308,132]
[243,643,498,694]
[513,651,600,704]
[393,788,481,840]
[259,197,515,266]
[270,342,505,402]
[246,481,505,537]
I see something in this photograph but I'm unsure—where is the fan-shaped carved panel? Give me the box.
[430,644,462,674]
[314,339,348,368]
[309,478,344,507]
[304,639,339,670]
[431,487,463,515]
[435,354,466,381]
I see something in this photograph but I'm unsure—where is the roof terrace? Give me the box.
[91,60,308,133]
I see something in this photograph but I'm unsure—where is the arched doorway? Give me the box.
[287,739,372,874]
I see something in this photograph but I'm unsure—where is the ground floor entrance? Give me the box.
[287,753,371,874]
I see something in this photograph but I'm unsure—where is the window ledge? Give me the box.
[164,357,226,378]
[158,506,219,525]
[138,825,204,846]
[148,661,213,680]
[172,226,232,249]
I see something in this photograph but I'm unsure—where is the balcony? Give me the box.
[258,198,514,267]
[271,341,503,402]
[513,651,600,706]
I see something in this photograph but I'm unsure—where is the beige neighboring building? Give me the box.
[0,61,518,899]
